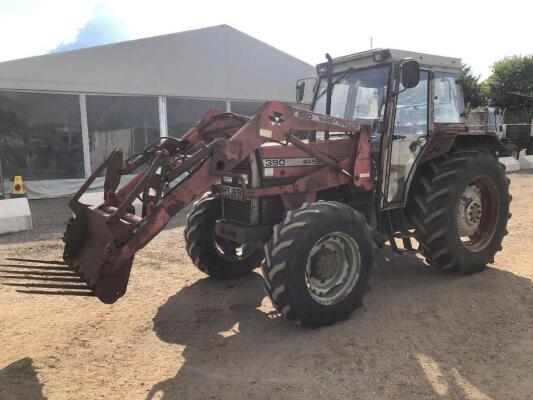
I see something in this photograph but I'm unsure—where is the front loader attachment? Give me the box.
[63,148,147,303]
[62,110,250,303]
[61,101,369,303]
[63,205,135,303]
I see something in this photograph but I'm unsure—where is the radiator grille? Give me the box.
[222,159,253,224]
[223,199,252,224]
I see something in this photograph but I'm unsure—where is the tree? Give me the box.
[482,55,533,107]
[460,63,484,108]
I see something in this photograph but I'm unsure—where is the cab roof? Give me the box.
[316,48,462,75]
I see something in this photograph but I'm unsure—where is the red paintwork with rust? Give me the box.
[66,101,374,302]
[259,138,353,179]
[116,101,371,262]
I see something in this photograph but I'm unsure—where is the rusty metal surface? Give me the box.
[353,126,373,190]
[63,101,373,303]
[421,123,494,162]
[258,137,352,179]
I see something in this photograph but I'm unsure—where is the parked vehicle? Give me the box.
[59,49,510,326]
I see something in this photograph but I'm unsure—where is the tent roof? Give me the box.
[0,25,315,102]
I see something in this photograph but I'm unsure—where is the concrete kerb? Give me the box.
[0,198,33,235]
[499,157,521,173]
[518,155,533,170]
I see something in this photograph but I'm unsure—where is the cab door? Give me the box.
[386,70,429,204]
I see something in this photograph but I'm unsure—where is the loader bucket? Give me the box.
[63,205,136,304]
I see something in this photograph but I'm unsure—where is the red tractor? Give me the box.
[63,49,510,326]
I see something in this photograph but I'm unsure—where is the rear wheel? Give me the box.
[262,201,375,326]
[184,194,263,278]
[410,150,510,273]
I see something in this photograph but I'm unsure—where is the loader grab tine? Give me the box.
[0,270,79,277]
[5,257,68,265]
[14,289,95,297]
[0,275,85,283]
[0,263,72,271]
[3,282,91,290]
[0,257,95,297]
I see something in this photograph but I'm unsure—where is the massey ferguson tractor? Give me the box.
[63,49,510,326]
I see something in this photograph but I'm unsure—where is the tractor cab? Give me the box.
[297,49,465,207]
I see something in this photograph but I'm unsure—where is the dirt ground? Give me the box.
[0,173,532,400]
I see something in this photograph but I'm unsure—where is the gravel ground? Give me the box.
[0,173,532,400]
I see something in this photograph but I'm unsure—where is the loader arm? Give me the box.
[64,101,369,303]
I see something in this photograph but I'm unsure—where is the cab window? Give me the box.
[434,72,464,123]
[314,66,390,122]
[394,70,429,135]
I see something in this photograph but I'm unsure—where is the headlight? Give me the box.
[237,174,249,185]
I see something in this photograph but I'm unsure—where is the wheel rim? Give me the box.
[456,176,500,252]
[213,234,254,261]
[305,232,361,306]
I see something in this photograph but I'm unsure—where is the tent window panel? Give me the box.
[167,98,226,138]
[0,91,84,180]
[86,95,160,171]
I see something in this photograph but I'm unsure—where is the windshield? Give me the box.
[314,65,390,121]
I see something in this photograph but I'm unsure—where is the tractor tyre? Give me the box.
[262,201,375,326]
[410,149,510,274]
[184,193,263,279]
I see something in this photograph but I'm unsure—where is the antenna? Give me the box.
[370,36,373,49]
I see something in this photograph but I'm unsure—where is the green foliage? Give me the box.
[482,55,533,107]
[460,64,484,107]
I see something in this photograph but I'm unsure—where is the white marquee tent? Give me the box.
[0,25,315,198]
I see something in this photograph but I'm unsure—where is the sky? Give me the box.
[0,0,531,79]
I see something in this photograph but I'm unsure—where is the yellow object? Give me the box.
[11,176,26,197]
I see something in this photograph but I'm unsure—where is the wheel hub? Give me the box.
[309,247,339,281]
[305,232,361,306]
[457,185,483,237]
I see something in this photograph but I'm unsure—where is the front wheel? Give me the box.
[184,194,263,279]
[410,150,510,273]
[262,201,375,326]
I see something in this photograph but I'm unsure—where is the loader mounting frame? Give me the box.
[64,101,373,303]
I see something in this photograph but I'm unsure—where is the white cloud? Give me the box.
[1,0,531,79]
[0,0,98,61]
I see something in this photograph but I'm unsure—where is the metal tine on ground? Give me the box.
[14,289,95,297]
[0,263,72,271]
[3,282,91,290]
[0,275,83,283]
[5,257,67,265]
[0,270,78,277]
[1,275,93,295]
[0,257,95,296]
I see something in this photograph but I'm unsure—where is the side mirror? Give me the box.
[401,59,420,89]
[296,81,306,102]
[295,77,317,104]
